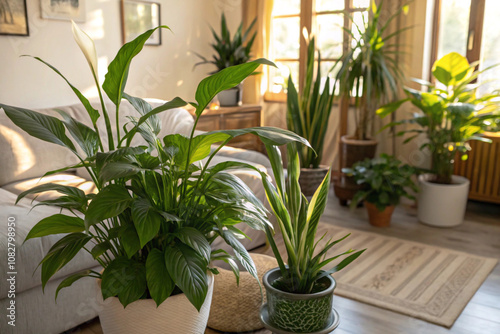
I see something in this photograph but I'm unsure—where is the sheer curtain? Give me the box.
[241,0,274,104]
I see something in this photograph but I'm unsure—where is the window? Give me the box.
[432,0,500,94]
[266,0,369,101]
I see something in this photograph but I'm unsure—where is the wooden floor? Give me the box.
[72,194,500,334]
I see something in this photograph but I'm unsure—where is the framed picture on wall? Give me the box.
[40,0,86,22]
[0,0,29,36]
[121,0,161,46]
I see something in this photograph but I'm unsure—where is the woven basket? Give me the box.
[299,166,329,197]
[207,253,278,332]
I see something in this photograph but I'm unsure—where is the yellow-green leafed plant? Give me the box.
[260,143,365,293]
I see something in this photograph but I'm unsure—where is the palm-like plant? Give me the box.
[259,143,365,293]
[194,13,256,73]
[287,37,334,168]
[333,1,409,140]
[1,24,308,310]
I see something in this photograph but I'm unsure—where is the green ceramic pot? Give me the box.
[262,268,336,333]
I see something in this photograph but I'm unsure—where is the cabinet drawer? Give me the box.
[196,116,220,131]
[222,112,260,129]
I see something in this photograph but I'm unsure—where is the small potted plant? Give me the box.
[257,143,365,333]
[194,13,256,106]
[287,37,334,196]
[1,23,309,334]
[377,52,500,227]
[332,2,409,204]
[343,154,418,227]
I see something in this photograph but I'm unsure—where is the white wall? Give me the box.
[0,0,242,109]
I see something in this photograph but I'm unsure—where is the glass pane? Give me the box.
[353,0,370,8]
[352,11,368,43]
[320,61,341,95]
[316,14,344,59]
[272,17,300,59]
[478,0,500,95]
[436,0,471,59]
[269,61,299,93]
[316,0,344,12]
[273,0,301,16]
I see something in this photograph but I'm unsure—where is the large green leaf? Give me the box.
[205,126,311,148]
[131,198,163,248]
[40,232,92,289]
[23,56,100,124]
[85,185,133,229]
[146,249,175,306]
[194,59,276,115]
[1,104,76,151]
[25,214,84,242]
[16,183,86,205]
[432,52,473,87]
[96,147,146,170]
[55,269,93,300]
[165,242,208,311]
[175,227,211,264]
[119,221,141,258]
[99,161,144,184]
[103,26,170,106]
[56,109,99,157]
[101,257,147,308]
[221,230,258,281]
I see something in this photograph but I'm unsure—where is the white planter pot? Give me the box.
[98,273,214,334]
[417,174,470,227]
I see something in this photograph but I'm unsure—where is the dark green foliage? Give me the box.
[343,154,418,211]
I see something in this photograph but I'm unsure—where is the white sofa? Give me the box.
[0,99,271,334]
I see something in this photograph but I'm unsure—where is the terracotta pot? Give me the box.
[365,202,395,227]
[299,166,329,197]
[334,136,377,205]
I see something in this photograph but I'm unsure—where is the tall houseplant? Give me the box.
[258,143,365,333]
[194,13,257,106]
[287,37,334,196]
[332,1,409,204]
[1,23,309,333]
[377,52,499,227]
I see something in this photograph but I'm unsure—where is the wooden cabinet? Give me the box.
[189,105,263,153]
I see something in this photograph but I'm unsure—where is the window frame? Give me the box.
[430,0,486,78]
[265,0,369,102]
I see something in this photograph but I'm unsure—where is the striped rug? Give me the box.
[263,224,498,327]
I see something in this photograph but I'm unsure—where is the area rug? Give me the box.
[262,223,498,327]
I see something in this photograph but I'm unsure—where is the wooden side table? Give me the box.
[189,105,264,153]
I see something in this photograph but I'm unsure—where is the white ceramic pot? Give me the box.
[417,174,470,227]
[98,273,214,334]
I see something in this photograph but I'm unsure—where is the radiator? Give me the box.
[454,133,500,204]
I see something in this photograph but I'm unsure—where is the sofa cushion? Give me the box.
[0,188,99,298]
[2,173,97,202]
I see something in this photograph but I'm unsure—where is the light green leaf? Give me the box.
[85,185,133,229]
[432,52,473,86]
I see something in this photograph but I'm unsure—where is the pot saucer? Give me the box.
[260,304,340,334]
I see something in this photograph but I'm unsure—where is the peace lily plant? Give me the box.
[0,22,309,314]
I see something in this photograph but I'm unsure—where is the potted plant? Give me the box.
[377,52,500,227]
[343,154,418,227]
[332,2,409,205]
[256,143,365,333]
[287,37,334,196]
[1,23,309,334]
[194,13,256,106]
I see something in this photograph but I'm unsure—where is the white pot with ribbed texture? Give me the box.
[418,174,470,227]
[98,273,214,334]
